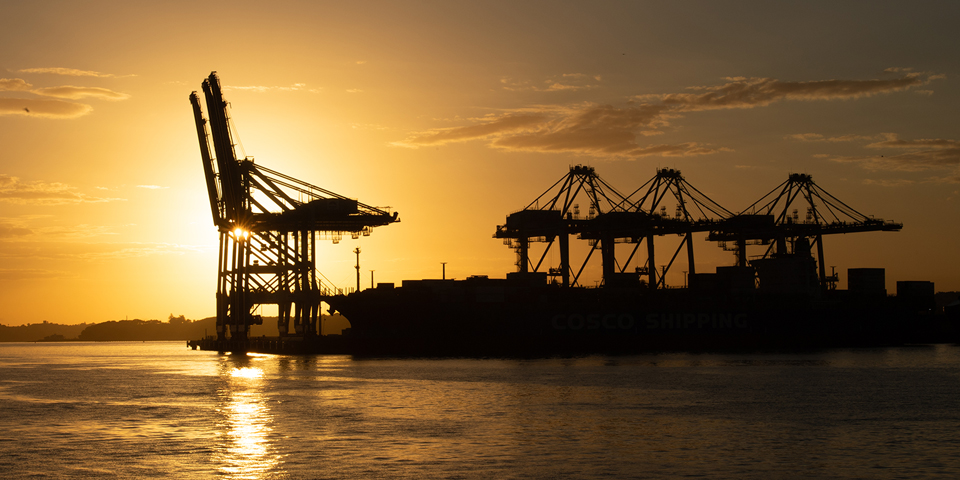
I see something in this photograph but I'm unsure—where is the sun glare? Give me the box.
[229,367,263,379]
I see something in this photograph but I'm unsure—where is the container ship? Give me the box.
[327,263,945,356]
[325,167,947,355]
[186,72,954,356]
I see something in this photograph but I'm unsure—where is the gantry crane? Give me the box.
[495,166,737,289]
[603,168,733,288]
[494,165,631,287]
[498,168,898,293]
[708,173,901,289]
[190,72,398,342]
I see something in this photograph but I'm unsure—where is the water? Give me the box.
[1,343,959,479]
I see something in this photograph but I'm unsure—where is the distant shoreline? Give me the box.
[0,314,351,343]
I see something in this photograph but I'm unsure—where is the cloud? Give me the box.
[501,73,601,93]
[1,77,130,117]
[787,133,826,141]
[30,86,129,101]
[828,134,960,173]
[785,133,881,142]
[26,242,210,260]
[0,268,63,281]
[653,73,937,111]
[136,185,168,190]
[0,174,124,205]
[544,82,593,92]
[34,224,123,239]
[395,104,726,158]
[224,83,319,93]
[865,134,959,150]
[862,178,916,187]
[0,241,209,261]
[486,105,684,156]
[395,113,549,146]
[396,72,941,160]
[17,67,119,77]
[0,215,130,242]
[350,123,388,131]
[0,223,33,238]
[0,98,92,118]
[71,242,209,260]
[0,78,32,91]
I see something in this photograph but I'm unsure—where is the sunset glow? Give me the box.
[1,1,959,325]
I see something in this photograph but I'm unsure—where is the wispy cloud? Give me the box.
[350,123,388,131]
[224,83,319,93]
[0,215,130,241]
[72,242,209,260]
[0,223,33,238]
[652,73,939,111]
[394,104,722,158]
[785,133,882,142]
[30,86,129,101]
[0,174,124,205]
[0,78,32,91]
[17,67,126,78]
[397,72,938,160]
[821,133,960,183]
[501,73,601,93]
[487,105,718,157]
[34,224,124,239]
[1,75,130,118]
[136,185,168,190]
[0,268,64,281]
[395,113,549,147]
[0,97,92,118]
[862,178,916,187]
[0,241,210,263]
[859,135,960,171]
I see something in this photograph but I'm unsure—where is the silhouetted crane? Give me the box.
[605,168,734,288]
[190,72,398,344]
[708,173,901,289]
[494,165,630,287]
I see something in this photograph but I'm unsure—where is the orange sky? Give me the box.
[2,1,959,325]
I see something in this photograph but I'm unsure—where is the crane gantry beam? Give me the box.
[497,168,899,293]
[595,168,733,288]
[708,173,901,288]
[494,165,632,287]
[494,166,733,289]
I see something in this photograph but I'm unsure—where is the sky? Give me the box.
[1,0,959,325]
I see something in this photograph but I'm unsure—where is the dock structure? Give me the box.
[185,75,906,356]
[495,166,733,290]
[709,173,902,289]
[189,72,398,351]
[495,166,900,293]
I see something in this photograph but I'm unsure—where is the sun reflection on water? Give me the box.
[216,361,278,479]
[230,367,264,379]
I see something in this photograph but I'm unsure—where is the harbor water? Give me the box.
[1,342,959,479]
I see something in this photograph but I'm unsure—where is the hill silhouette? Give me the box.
[0,314,351,342]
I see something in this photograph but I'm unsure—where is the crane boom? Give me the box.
[189,91,224,226]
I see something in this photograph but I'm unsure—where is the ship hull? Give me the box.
[327,279,945,356]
